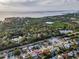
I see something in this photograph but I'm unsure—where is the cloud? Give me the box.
[0,0,78,6]
[0,0,40,6]
[0,0,79,12]
[0,0,65,7]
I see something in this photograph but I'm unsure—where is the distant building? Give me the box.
[45,22,54,24]
[59,30,73,34]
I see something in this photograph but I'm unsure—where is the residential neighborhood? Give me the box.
[0,13,79,59]
[0,30,79,59]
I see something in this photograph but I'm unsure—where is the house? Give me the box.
[68,51,74,57]
[12,36,22,43]
[57,55,64,59]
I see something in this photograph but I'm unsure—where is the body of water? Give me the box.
[0,10,78,21]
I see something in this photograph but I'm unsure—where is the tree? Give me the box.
[13,48,21,56]
[0,57,3,59]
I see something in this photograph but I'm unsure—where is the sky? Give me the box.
[0,0,79,12]
[0,0,79,21]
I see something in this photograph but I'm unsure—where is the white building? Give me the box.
[45,22,54,24]
[59,30,73,34]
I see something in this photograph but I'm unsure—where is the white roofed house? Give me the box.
[63,40,72,50]
[12,36,22,43]
[57,54,64,59]
[0,52,12,59]
[0,52,6,59]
